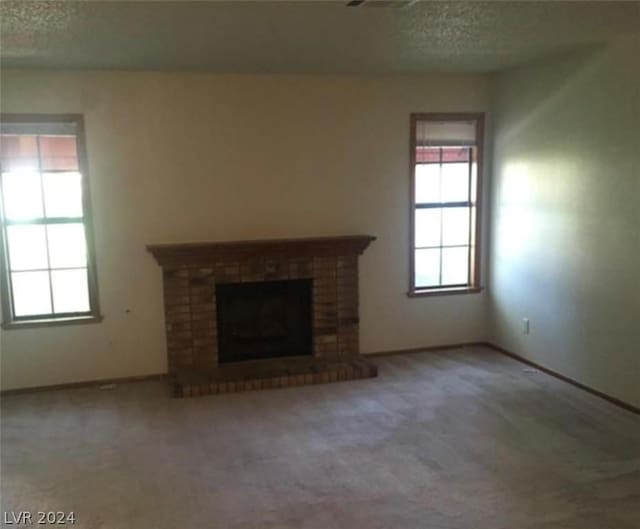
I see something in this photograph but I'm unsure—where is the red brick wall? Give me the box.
[161,253,361,374]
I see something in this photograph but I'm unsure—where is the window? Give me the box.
[409,113,484,296]
[0,115,101,327]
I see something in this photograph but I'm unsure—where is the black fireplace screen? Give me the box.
[215,279,313,364]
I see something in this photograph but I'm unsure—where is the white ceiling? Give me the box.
[1,1,638,74]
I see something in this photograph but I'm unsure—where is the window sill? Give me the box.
[407,287,483,298]
[2,314,104,330]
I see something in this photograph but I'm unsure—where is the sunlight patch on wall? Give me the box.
[496,160,534,256]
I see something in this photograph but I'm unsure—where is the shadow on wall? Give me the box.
[494,44,604,144]
[486,44,606,316]
[488,33,640,408]
[490,44,605,292]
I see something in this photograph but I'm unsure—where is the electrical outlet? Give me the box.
[522,318,530,335]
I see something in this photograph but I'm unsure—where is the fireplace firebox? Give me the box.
[216,279,312,363]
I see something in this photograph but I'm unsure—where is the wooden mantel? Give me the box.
[147,235,376,266]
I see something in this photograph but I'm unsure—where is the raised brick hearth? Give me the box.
[148,235,377,396]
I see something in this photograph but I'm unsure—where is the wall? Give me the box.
[0,71,490,390]
[489,34,640,408]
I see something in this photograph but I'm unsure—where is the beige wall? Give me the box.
[489,35,640,408]
[0,71,490,390]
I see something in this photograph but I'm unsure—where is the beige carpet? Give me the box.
[2,346,639,529]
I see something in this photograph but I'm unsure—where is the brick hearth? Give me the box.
[148,235,377,396]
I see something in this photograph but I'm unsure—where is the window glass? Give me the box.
[6,225,48,271]
[11,271,52,317]
[51,269,90,313]
[410,114,482,293]
[441,163,469,202]
[47,223,87,269]
[442,207,470,247]
[1,171,44,220]
[441,247,469,285]
[415,249,440,288]
[415,209,441,248]
[415,164,440,203]
[42,172,83,218]
[0,117,100,324]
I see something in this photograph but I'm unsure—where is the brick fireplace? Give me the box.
[148,235,377,396]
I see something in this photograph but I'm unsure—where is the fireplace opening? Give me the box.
[216,279,313,364]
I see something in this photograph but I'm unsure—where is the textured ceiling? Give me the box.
[1,1,638,73]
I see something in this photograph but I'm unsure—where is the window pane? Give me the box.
[42,172,83,218]
[39,136,79,171]
[11,271,52,316]
[415,146,440,163]
[441,247,469,285]
[441,162,469,202]
[442,207,470,246]
[0,135,39,172]
[6,225,49,271]
[441,147,470,163]
[415,209,441,248]
[415,164,440,203]
[415,248,440,288]
[1,171,44,220]
[47,223,87,269]
[51,269,90,313]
